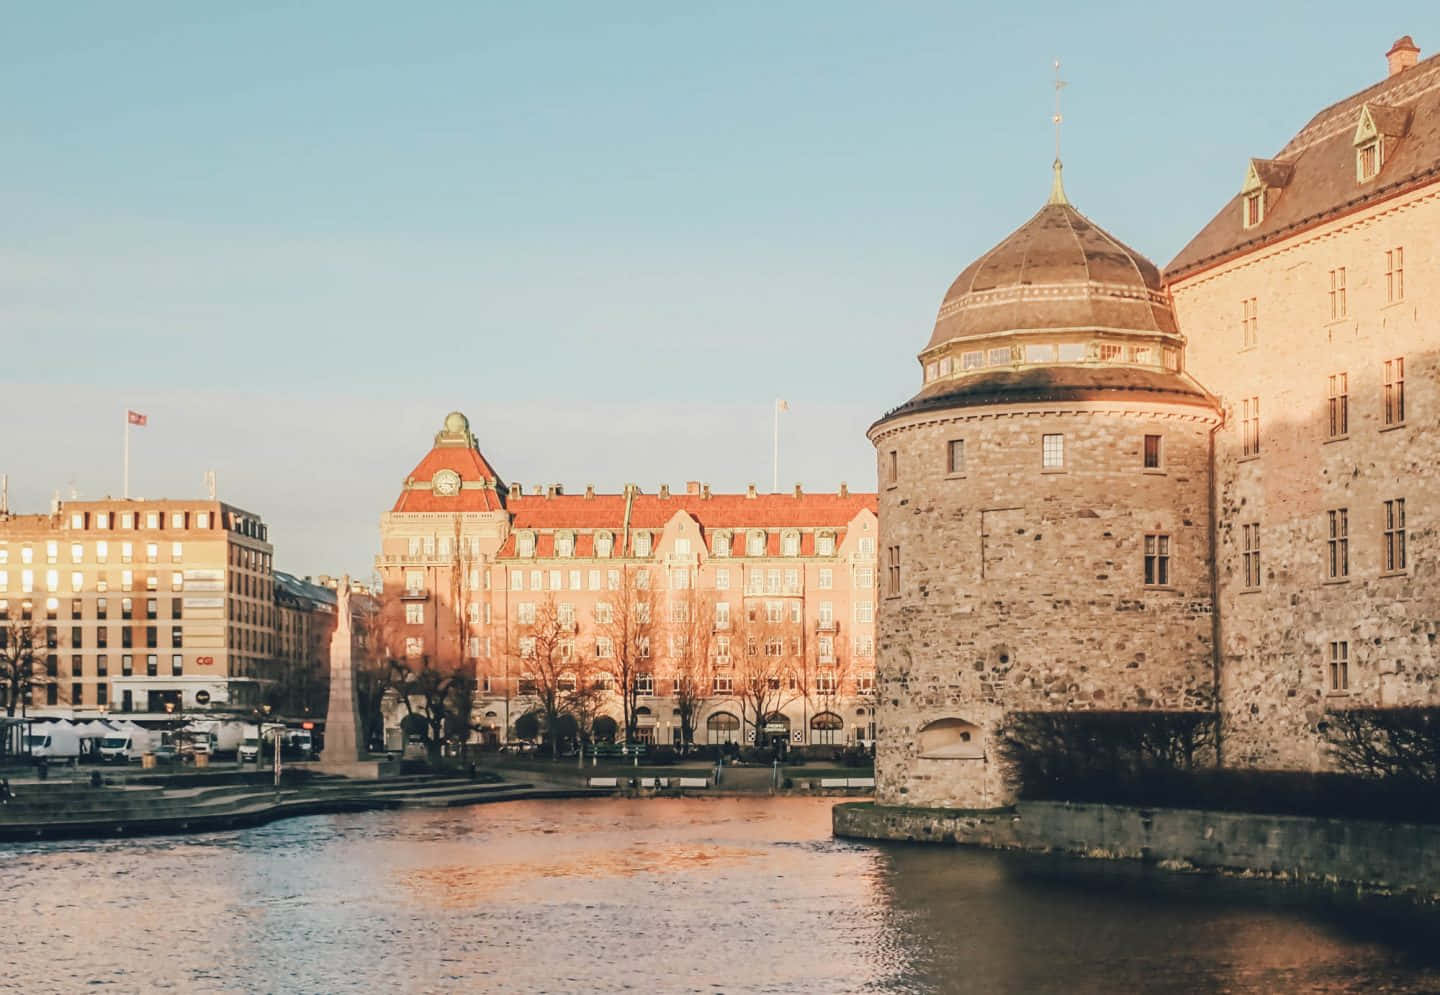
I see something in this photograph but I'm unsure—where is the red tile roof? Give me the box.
[390,444,507,513]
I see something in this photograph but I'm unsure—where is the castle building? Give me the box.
[1166,35,1440,770]
[0,499,274,716]
[376,412,879,750]
[871,36,1440,807]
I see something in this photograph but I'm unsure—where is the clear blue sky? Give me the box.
[2,2,1435,577]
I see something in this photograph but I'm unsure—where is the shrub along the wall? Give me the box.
[1324,706,1440,784]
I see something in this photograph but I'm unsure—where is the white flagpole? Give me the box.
[123,413,130,500]
[772,400,779,493]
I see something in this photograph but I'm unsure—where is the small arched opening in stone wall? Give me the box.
[917,717,984,759]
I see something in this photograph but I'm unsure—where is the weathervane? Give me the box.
[1049,58,1070,205]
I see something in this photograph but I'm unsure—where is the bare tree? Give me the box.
[732,604,800,748]
[372,578,474,762]
[800,622,854,748]
[0,615,46,718]
[511,594,573,758]
[564,647,608,747]
[669,586,717,753]
[594,567,654,744]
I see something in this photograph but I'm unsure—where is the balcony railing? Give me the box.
[400,588,430,601]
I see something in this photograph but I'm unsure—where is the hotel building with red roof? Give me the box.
[376,412,879,749]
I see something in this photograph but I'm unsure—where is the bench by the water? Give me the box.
[820,777,875,789]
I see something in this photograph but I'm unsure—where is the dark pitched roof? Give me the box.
[1167,51,1440,279]
[927,201,1175,352]
[872,365,1217,429]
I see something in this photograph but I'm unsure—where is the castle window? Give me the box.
[947,439,965,475]
[1241,397,1260,457]
[1327,509,1349,580]
[1327,374,1349,438]
[1041,434,1064,469]
[924,362,937,382]
[1143,534,1171,587]
[961,350,983,370]
[1383,357,1405,426]
[1328,267,1347,320]
[988,347,1011,366]
[1098,343,1123,361]
[1058,342,1086,362]
[1386,248,1404,303]
[1328,640,1350,693]
[887,450,898,487]
[886,545,900,597]
[1241,297,1258,349]
[1383,498,1406,574]
[1357,141,1380,182]
[1242,523,1261,590]
[1025,343,1057,364]
[1143,435,1162,470]
[1243,190,1263,228]
[939,356,954,375]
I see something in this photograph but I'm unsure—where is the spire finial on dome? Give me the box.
[1049,58,1069,205]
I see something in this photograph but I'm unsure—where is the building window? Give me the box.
[595,532,613,558]
[1386,247,1404,303]
[1241,297,1258,348]
[816,533,835,557]
[1329,640,1350,693]
[145,654,157,677]
[1143,534,1171,587]
[856,566,873,589]
[1041,434,1064,469]
[1357,141,1380,182]
[1242,523,1261,589]
[1327,373,1348,438]
[1328,267,1347,320]
[634,532,652,557]
[711,532,729,557]
[885,546,900,597]
[714,601,730,628]
[555,532,575,558]
[947,439,965,475]
[171,654,182,676]
[1143,435,1162,470]
[1383,498,1407,574]
[405,637,424,658]
[818,568,833,590]
[747,531,766,557]
[887,450,898,486]
[1241,397,1260,457]
[1243,190,1263,228]
[715,568,730,590]
[97,683,107,706]
[516,533,535,558]
[781,532,800,557]
[712,674,732,694]
[1383,357,1405,426]
[636,673,653,695]
[405,603,424,624]
[1327,509,1349,580]
[517,602,536,625]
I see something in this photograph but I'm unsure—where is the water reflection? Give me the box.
[4,797,1439,994]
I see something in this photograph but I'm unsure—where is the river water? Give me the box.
[5,796,1440,993]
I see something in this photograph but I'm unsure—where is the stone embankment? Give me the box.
[834,800,1440,900]
[0,774,601,842]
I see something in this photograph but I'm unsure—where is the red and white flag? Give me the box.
[127,410,148,426]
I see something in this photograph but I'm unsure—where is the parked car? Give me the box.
[238,737,261,764]
[152,744,179,765]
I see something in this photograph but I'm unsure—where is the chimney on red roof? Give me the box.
[1387,35,1420,77]
[532,484,543,496]
[839,482,849,498]
[702,483,711,499]
[584,484,595,499]
[685,481,700,495]
[511,483,522,500]
[746,484,757,499]
[793,483,803,498]
[659,484,670,498]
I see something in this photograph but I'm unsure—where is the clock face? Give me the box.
[432,470,461,496]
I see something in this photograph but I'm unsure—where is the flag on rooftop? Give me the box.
[127,410,148,426]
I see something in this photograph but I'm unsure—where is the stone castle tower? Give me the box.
[867,165,1222,808]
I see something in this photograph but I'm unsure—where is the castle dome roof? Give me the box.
[926,172,1176,352]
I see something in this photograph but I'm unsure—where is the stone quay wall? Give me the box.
[834,800,1440,898]
[868,400,1220,809]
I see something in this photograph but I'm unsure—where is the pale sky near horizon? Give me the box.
[3,2,1436,577]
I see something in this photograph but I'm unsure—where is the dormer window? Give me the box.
[1357,141,1381,182]
[747,530,767,557]
[555,531,575,558]
[816,532,836,557]
[712,531,731,557]
[516,532,536,558]
[633,532,652,557]
[781,531,801,557]
[1243,191,1264,228]
[594,531,613,558]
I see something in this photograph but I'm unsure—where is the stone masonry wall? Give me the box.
[1172,183,1440,770]
[869,400,1220,808]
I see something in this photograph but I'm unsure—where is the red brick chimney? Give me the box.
[685,480,701,495]
[1387,35,1420,77]
[659,484,670,498]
